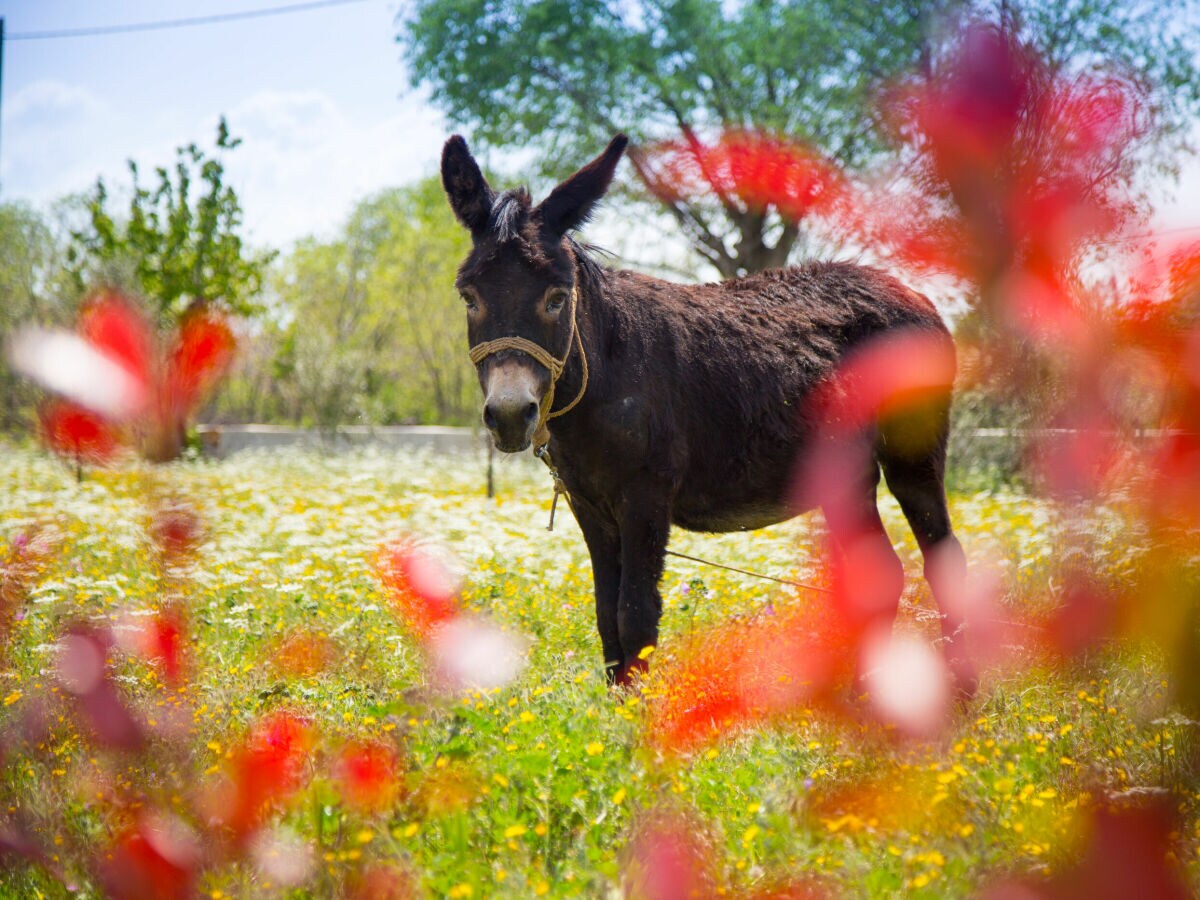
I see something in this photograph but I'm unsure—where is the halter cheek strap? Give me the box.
[467,286,589,451]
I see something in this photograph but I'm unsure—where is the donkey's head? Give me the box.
[441,134,627,452]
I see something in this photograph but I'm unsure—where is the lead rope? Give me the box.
[534,443,832,595]
[534,444,569,531]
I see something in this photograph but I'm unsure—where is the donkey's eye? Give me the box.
[460,291,479,312]
[545,289,568,314]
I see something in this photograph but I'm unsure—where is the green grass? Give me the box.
[0,445,1197,897]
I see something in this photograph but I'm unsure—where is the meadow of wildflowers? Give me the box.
[3,19,1200,899]
[1,444,1196,897]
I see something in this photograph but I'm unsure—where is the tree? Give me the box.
[367,178,477,424]
[0,202,79,434]
[267,177,474,428]
[69,118,273,325]
[402,0,1200,279]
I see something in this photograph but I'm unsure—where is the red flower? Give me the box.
[39,401,121,465]
[375,539,461,641]
[642,605,843,755]
[623,808,715,900]
[99,814,200,900]
[334,740,402,812]
[148,500,205,562]
[646,130,844,223]
[269,629,341,678]
[135,609,190,687]
[165,310,237,416]
[980,798,1190,900]
[79,291,155,392]
[345,864,418,899]
[55,626,147,752]
[12,291,236,463]
[208,710,315,843]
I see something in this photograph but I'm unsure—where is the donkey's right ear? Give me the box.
[441,135,495,236]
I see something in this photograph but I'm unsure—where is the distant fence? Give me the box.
[196,424,486,458]
[197,425,1187,459]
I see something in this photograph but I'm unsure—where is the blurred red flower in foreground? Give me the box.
[334,739,403,813]
[269,629,341,678]
[54,626,147,752]
[345,863,418,899]
[642,602,847,756]
[8,291,235,463]
[623,808,716,900]
[374,539,461,640]
[873,24,1141,344]
[980,797,1190,900]
[38,401,122,465]
[646,130,844,224]
[624,806,832,900]
[99,813,201,900]
[119,607,190,687]
[205,710,315,844]
[148,498,205,563]
[375,537,527,691]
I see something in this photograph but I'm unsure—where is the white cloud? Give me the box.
[2,81,447,252]
[5,79,108,121]
[1,80,117,198]
[221,88,447,247]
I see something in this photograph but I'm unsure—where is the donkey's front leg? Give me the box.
[615,496,671,685]
[572,502,624,684]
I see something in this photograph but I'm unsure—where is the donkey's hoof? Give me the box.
[612,657,649,690]
[949,656,979,703]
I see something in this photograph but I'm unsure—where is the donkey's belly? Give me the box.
[672,503,792,533]
[668,433,817,533]
[671,486,801,533]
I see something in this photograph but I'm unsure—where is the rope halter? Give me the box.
[467,285,589,451]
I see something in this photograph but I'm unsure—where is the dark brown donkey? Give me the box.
[441,134,975,695]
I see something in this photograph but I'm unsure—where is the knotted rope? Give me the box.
[468,286,589,451]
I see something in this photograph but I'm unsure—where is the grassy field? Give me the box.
[0,445,1197,897]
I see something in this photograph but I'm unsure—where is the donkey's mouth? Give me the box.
[482,395,540,454]
[490,433,532,454]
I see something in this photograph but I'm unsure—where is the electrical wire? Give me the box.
[7,0,373,42]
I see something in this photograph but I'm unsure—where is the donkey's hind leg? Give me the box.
[819,459,906,668]
[878,438,978,698]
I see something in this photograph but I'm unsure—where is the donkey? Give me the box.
[441,134,975,695]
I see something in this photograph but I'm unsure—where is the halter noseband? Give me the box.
[467,285,589,450]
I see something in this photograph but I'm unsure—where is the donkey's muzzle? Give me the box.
[481,357,548,452]
[484,396,538,452]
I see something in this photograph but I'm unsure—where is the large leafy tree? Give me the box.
[265,178,475,428]
[403,0,1200,278]
[70,118,273,325]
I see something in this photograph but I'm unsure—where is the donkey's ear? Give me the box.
[536,134,628,238]
[441,135,495,236]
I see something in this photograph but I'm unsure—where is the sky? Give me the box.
[1,0,446,249]
[2,0,1199,261]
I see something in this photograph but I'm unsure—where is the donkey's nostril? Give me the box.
[483,404,499,431]
[523,402,539,425]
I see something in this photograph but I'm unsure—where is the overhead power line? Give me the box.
[7,0,371,42]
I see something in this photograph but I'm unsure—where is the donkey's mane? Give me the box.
[566,236,610,293]
[488,189,532,244]
[472,185,611,292]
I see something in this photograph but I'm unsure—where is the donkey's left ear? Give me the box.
[536,134,628,238]
[442,135,496,237]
